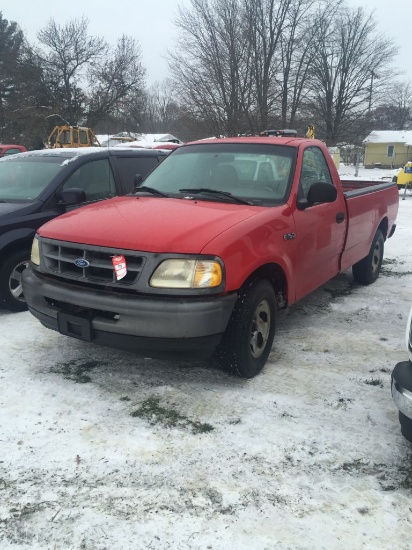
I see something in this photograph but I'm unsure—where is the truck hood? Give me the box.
[38,196,262,253]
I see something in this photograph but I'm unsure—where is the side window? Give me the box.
[299,147,333,200]
[4,148,21,156]
[62,159,116,202]
[79,130,88,145]
[115,156,160,193]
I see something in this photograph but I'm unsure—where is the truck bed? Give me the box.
[340,180,399,272]
[341,179,397,195]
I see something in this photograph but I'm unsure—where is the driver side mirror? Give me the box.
[60,187,87,205]
[297,181,337,210]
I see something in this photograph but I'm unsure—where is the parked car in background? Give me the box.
[0,146,168,312]
[392,307,412,443]
[0,145,27,158]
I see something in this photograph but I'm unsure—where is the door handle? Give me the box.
[336,212,345,224]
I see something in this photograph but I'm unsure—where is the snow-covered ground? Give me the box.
[1,172,412,549]
[338,162,399,182]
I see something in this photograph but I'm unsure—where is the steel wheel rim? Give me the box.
[250,299,271,358]
[9,260,30,301]
[371,239,382,274]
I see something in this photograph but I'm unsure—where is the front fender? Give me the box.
[201,205,297,302]
[0,227,37,256]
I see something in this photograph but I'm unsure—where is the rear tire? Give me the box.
[215,279,276,378]
[352,229,384,285]
[0,250,30,312]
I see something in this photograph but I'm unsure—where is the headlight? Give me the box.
[150,259,222,289]
[31,236,40,266]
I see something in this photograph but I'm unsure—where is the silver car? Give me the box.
[392,307,412,443]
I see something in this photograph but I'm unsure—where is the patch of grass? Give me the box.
[381,270,412,278]
[363,377,384,388]
[340,455,412,491]
[342,458,367,472]
[50,359,104,383]
[381,257,410,277]
[382,258,401,266]
[131,397,214,434]
[333,397,353,409]
[399,463,412,490]
[369,367,391,374]
[380,261,412,277]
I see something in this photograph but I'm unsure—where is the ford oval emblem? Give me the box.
[74,258,90,268]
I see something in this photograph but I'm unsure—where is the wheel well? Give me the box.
[0,240,32,264]
[378,218,388,240]
[240,263,287,309]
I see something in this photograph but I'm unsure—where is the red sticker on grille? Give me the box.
[112,255,127,280]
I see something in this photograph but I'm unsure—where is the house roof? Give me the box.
[363,130,412,146]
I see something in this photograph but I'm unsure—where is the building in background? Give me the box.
[363,131,412,169]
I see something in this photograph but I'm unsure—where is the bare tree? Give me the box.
[140,80,180,132]
[170,0,252,137]
[36,17,107,124]
[277,0,341,128]
[306,6,397,145]
[244,0,291,131]
[35,18,146,131]
[86,35,146,127]
[371,81,412,130]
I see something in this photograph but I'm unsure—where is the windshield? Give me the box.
[140,142,296,205]
[0,156,67,201]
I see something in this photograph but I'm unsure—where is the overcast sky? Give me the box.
[3,0,412,86]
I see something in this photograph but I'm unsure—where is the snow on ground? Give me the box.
[1,174,412,549]
[338,163,400,181]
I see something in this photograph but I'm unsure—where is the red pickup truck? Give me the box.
[22,136,398,378]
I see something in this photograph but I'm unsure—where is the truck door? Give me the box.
[292,146,347,301]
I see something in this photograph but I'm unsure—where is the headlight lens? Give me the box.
[31,236,40,266]
[150,259,222,289]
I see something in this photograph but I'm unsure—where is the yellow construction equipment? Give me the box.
[395,161,412,190]
[47,125,100,148]
[305,125,315,139]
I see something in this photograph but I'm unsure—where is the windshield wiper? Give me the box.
[179,188,252,205]
[133,186,169,198]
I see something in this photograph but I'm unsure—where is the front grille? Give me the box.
[41,240,146,286]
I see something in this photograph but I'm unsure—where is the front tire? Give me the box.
[352,229,384,285]
[215,279,276,378]
[0,250,30,312]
